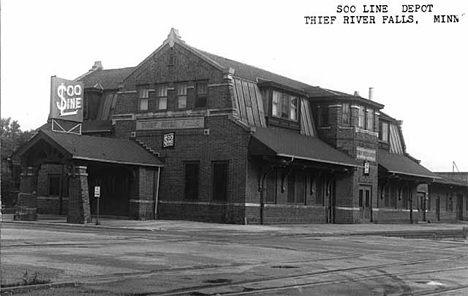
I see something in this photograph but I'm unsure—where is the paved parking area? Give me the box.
[1,217,468,295]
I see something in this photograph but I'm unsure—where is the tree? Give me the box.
[1,118,34,208]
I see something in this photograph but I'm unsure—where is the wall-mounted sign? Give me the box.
[163,132,175,148]
[357,147,376,162]
[364,161,370,176]
[136,117,204,130]
[94,186,101,198]
[49,76,84,122]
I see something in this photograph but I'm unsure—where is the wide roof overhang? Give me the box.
[12,129,163,168]
[249,127,360,169]
[378,149,438,180]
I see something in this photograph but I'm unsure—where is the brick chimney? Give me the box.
[91,61,103,71]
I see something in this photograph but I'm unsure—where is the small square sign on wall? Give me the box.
[163,132,175,148]
[364,161,370,176]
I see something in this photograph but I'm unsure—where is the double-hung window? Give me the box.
[139,88,149,111]
[342,103,350,125]
[379,122,389,142]
[366,109,374,131]
[156,85,168,110]
[318,106,329,126]
[212,161,228,201]
[272,91,298,121]
[195,82,208,108]
[358,106,365,128]
[177,84,187,109]
[184,162,199,200]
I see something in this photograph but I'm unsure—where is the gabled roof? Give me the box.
[93,28,378,104]
[433,172,468,187]
[197,49,334,98]
[78,67,135,89]
[433,175,468,187]
[72,28,385,110]
[250,127,360,168]
[379,111,400,123]
[378,149,438,179]
[14,129,162,168]
[195,49,383,110]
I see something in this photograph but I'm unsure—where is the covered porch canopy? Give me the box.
[12,129,163,223]
[249,127,360,170]
[377,149,439,181]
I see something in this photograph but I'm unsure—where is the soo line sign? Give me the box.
[49,76,84,123]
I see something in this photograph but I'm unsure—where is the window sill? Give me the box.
[355,127,378,137]
[339,126,353,130]
[271,115,298,123]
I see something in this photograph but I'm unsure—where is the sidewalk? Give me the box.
[2,214,467,238]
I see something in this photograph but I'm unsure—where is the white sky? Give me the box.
[1,0,467,172]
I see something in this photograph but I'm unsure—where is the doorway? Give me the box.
[88,165,132,218]
[327,181,336,223]
[457,194,464,220]
[417,192,426,221]
[359,186,372,222]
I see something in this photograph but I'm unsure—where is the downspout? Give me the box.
[408,181,414,224]
[59,165,64,215]
[154,167,161,219]
[258,157,294,225]
[259,166,274,225]
[326,173,337,223]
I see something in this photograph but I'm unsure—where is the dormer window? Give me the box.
[357,106,374,131]
[358,106,365,128]
[317,106,329,126]
[379,122,389,142]
[366,109,374,131]
[272,91,298,121]
[342,103,350,125]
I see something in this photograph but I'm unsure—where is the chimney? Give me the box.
[91,61,103,71]
[368,87,374,101]
[354,91,360,96]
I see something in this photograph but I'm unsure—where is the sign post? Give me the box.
[94,186,101,225]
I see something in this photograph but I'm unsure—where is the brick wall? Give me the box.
[245,158,331,224]
[426,183,465,222]
[129,167,158,220]
[123,116,251,223]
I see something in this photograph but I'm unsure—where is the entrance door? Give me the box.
[417,193,426,221]
[328,181,336,224]
[359,186,372,222]
[457,194,464,220]
[436,196,441,221]
[88,168,131,217]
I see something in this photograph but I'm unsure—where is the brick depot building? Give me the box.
[13,29,468,224]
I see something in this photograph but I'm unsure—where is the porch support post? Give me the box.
[14,166,39,221]
[67,165,92,224]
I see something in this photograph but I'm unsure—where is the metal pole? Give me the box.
[154,167,161,219]
[96,195,100,225]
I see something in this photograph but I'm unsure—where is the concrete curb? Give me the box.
[0,282,78,294]
[2,220,467,239]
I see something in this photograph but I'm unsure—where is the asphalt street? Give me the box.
[1,222,468,295]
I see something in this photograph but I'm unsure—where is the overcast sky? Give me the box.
[1,0,467,172]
